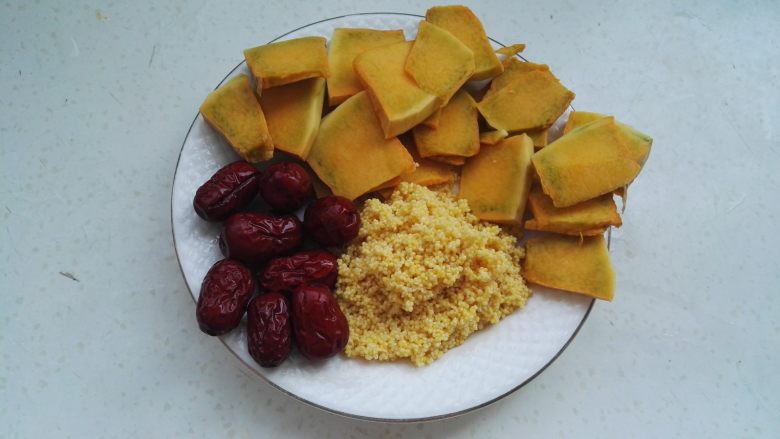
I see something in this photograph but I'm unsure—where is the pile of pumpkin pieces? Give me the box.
[198,5,652,302]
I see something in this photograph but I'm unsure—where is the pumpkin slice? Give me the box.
[405,21,475,105]
[522,234,615,301]
[478,69,575,133]
[259,77,325,160]
[526,128,549,149]
[354,41,440,138]
[459,134,534,223]
[327,28,405,106]
[524,219,607,236]
[563,111,652,165]
[425,5,503,80]
[398,136,456,187]
[526,186,621,234]
[479,129,508,145]
[532,117,641,207]
[199,75,273,162]
[413,89,480,159]
[306,91,414,200]
[429,155,466,166]
[492,58,549,91]
[244,36,328,91]
[495,43,526,57]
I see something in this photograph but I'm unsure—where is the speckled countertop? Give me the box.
[1,0,778,437]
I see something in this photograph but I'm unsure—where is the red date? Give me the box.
[258,163,312,212]
[196,259,255,336]
[303,196,360,246]
[221,213,303,266]
[247,293,292,367]
[193,161,260,221]
[259,250,337,295]
[292,284,349,360]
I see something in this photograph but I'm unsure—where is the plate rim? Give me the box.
[170,11,596,423]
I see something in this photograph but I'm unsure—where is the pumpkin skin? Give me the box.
[532,117,641,208]
[327,28,405,107]
[478,69,575,133]
[259,77,325,160]
[459,134,534,223]
[525,186,622,235]
[405,21,475,105]
[522,234,615,301]
[413,90,480,159]
[305,91,414,200]
[425,5,503,80]
[199,74,274,162]
[479,129,508,145]
[563,111,652,165]
[353,41,440,139]
[244,36,328,91]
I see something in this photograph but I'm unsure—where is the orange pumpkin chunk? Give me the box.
[525,187,621,234]
[459,134,534,223]
[563,111,652,165]
[259,77,325,159]
[354,41,439,138]
[532,117,641,207]
[327,28,405,106]
[478,69,574,133]
[306,91,414,200]
[425,5,503,80]
[244,36,328,91]
[413,90,480,159]
[405,21,475,105]
[479,129,508,145]
[199,75,273,162]
[523,234,615,301]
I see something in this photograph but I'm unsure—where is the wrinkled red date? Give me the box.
[259,250,338,294]
[303,196,360,246]
[221,213,303,265]
[258,163,312,212]
[193,161,260,221]
[292,284,349,360]
[247,293,292,367]
[196,259,255,336]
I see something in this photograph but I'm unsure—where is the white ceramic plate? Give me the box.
[172,13,594,422]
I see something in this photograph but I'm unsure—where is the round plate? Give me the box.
[172,13,594,422]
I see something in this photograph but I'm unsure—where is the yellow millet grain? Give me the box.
[335,182,531,366]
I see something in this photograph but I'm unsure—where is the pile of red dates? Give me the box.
[192,160,359,367]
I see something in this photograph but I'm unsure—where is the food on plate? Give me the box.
[196,259,255,335]
[304,196,361,246]
[219,213,303,265]
[522,234,615,301]
[429,155,466,166]
[532,117,641,207]
[405,21,475,105]
[259,77,326,159]
[420,108,442,128]
[327,28,406,106]
[492,58,549,90]
[336,183,531,366]
[247,292,292,367]
[524,186,621,235]
[526,128,549,149]
[292,284,350,360]
[425,5,503,80]
[243,36,329,91]
[198,75,274,162]
[495,43,525,57]
[353,41,440,138]
[479,129,508,145]
[193,160,260,222]
[258,162,312,212]
[459,134,534,223]
[259,250,338,295]
[563,111,653,165]
[478,68,575,133]
[398,137,456,187]
[306,91,415,200]
[413,89,480,160]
